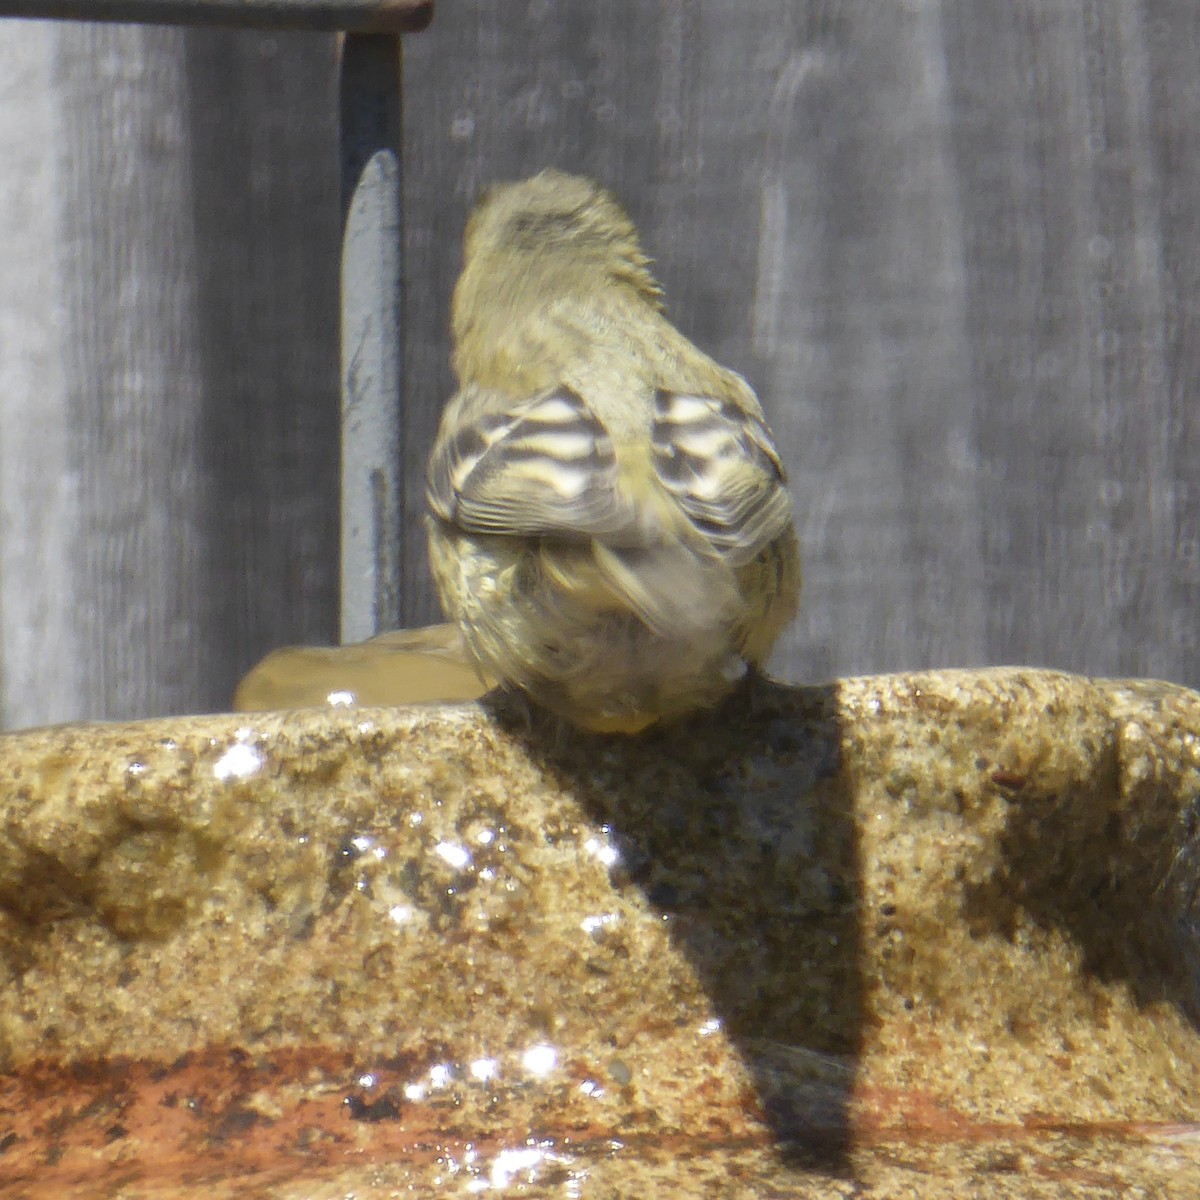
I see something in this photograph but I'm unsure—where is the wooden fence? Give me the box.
[1,1,1198,728]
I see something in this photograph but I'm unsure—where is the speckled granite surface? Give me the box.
[1,669,1198,1197]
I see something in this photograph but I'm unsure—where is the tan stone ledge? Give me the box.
[1,668,1199,1197]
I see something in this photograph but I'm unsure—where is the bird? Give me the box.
[425,169,800,734]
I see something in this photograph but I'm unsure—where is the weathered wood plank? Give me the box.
[0,25,340,726]
[4,1,1200,726]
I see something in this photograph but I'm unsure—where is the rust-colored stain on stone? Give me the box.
[1,1045,1195,1197]
[0,1047,1195,1197]
[0,1045,616,1195]
[0,1041,783,1197]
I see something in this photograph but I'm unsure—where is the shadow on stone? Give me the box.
[487,675,862,1174]
[961,726,1200,1027]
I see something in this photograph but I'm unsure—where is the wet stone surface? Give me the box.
[0,669,1198,1197]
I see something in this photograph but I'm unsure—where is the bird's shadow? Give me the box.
[486,676,861,1174]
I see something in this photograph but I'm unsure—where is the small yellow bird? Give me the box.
[425,170,800,733]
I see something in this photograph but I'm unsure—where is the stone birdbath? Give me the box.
[1,666,1199,1197]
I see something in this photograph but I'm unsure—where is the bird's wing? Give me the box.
[426,383,635,540]
[651,389,794,566]
[428,382,793,566]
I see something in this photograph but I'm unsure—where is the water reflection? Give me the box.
[211,738,264,781]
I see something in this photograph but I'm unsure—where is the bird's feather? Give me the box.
[651,389,793,566]
[428,382,792,570]
[427,383,635,540]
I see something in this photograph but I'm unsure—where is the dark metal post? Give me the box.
[0,0,432,32]
[338,33,404,643]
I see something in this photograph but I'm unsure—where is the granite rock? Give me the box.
[0,668,1198,1197]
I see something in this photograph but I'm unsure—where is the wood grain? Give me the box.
[403,0,1200,688]
[3,2,1200,725]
